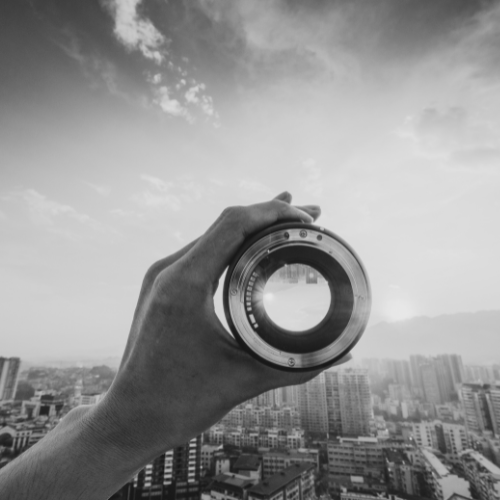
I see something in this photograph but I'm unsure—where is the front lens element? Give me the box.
[262,264,331,332]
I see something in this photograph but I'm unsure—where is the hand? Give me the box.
[87,192,351,468]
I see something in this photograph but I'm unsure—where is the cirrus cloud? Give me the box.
[101,0,167,64]
[399,106,500,172]
[3,189,107,240]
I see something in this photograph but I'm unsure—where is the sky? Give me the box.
[1,0,500,362]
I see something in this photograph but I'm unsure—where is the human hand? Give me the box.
[88,192,351,469]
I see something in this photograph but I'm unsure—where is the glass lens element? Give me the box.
[263,264,331,331]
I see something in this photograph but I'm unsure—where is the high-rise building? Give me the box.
[419,448,470,500]
[435,421,469,464]
[0,357,21,401]
[384,448,420,496]
[299,368,373,438]
[422,362,443,405]
[282,385,298,407]
[461,384,500,437]
[297,372,328,435]
[220,403,300,430]
[410,355,429,392]
[387,360,412,389]
[255,389,283,408]
[409,354,464,402]
[490,388,500,437]
[127,435,202,500]
[433,355,465,403]
[443,355,465,388]
[337,369,373,437]
[324,368,374,437]
[409,421,438,449]
[327,437,385,481]
[325,370,342,436]
[460,450,500,500]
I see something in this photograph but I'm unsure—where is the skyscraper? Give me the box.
[460,384,500,437]
[128,435,202,500]
[0,357,21,401]
[325,370,342,437]
[421,362,442,405]
[298,368,374,438]
[387,359,412,388]
[297,372,329,435]
[325,368,373,437]
[409,354,428,393]
[435,354,464,402]
[408,354,466,405]
[337,368,373,437]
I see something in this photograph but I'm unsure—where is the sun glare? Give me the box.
[384,299,416,322]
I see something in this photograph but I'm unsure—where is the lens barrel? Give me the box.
[223,222,371,371]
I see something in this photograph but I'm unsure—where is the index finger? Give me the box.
[185,193,320,284]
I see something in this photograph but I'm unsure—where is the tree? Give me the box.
[0,433,13,448]
[15,381,35,400]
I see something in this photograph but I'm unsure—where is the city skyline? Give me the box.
[3,352,500,499]
[1,1,500,360]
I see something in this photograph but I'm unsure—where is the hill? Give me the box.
[355,310,500,364]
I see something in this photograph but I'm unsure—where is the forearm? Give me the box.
[0,403,147,500]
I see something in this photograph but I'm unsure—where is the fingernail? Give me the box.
[298,209,314,222]
[303,205,321,212]
[275,191,291,201]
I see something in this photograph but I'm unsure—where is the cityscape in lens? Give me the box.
[1,1,500,500]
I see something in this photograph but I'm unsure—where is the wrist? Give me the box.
[80,394,164,476]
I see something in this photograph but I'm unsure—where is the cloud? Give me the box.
[406,107,467,155]
[195,0,360,83]
[152,80,219,124]
[400,106,500,172]
[102,0,167,64]
[5,189,105,239]
[132,174,181,211]
[100,1,219,124]
[193,0,493,87]
[445,2,500,84]
[140,174,173,192]
[83,181,111,196]
[155,86,190,120]
[131,174,210,212]
[238,179,274,196]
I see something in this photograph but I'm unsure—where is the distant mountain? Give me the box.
[355,310,500,364]
[20,356,122,370]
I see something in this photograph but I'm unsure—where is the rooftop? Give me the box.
[264,450,315,459]
[446,494,473,500]
[421,449,449,477]
[212,473,255,491]
[461,450,500,478]
[384,448,409,465]
[249,463,314,497]
[234,454,261,471]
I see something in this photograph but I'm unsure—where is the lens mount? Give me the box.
[223,222,371,371]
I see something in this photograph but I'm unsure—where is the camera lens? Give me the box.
[223,222,371,371]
